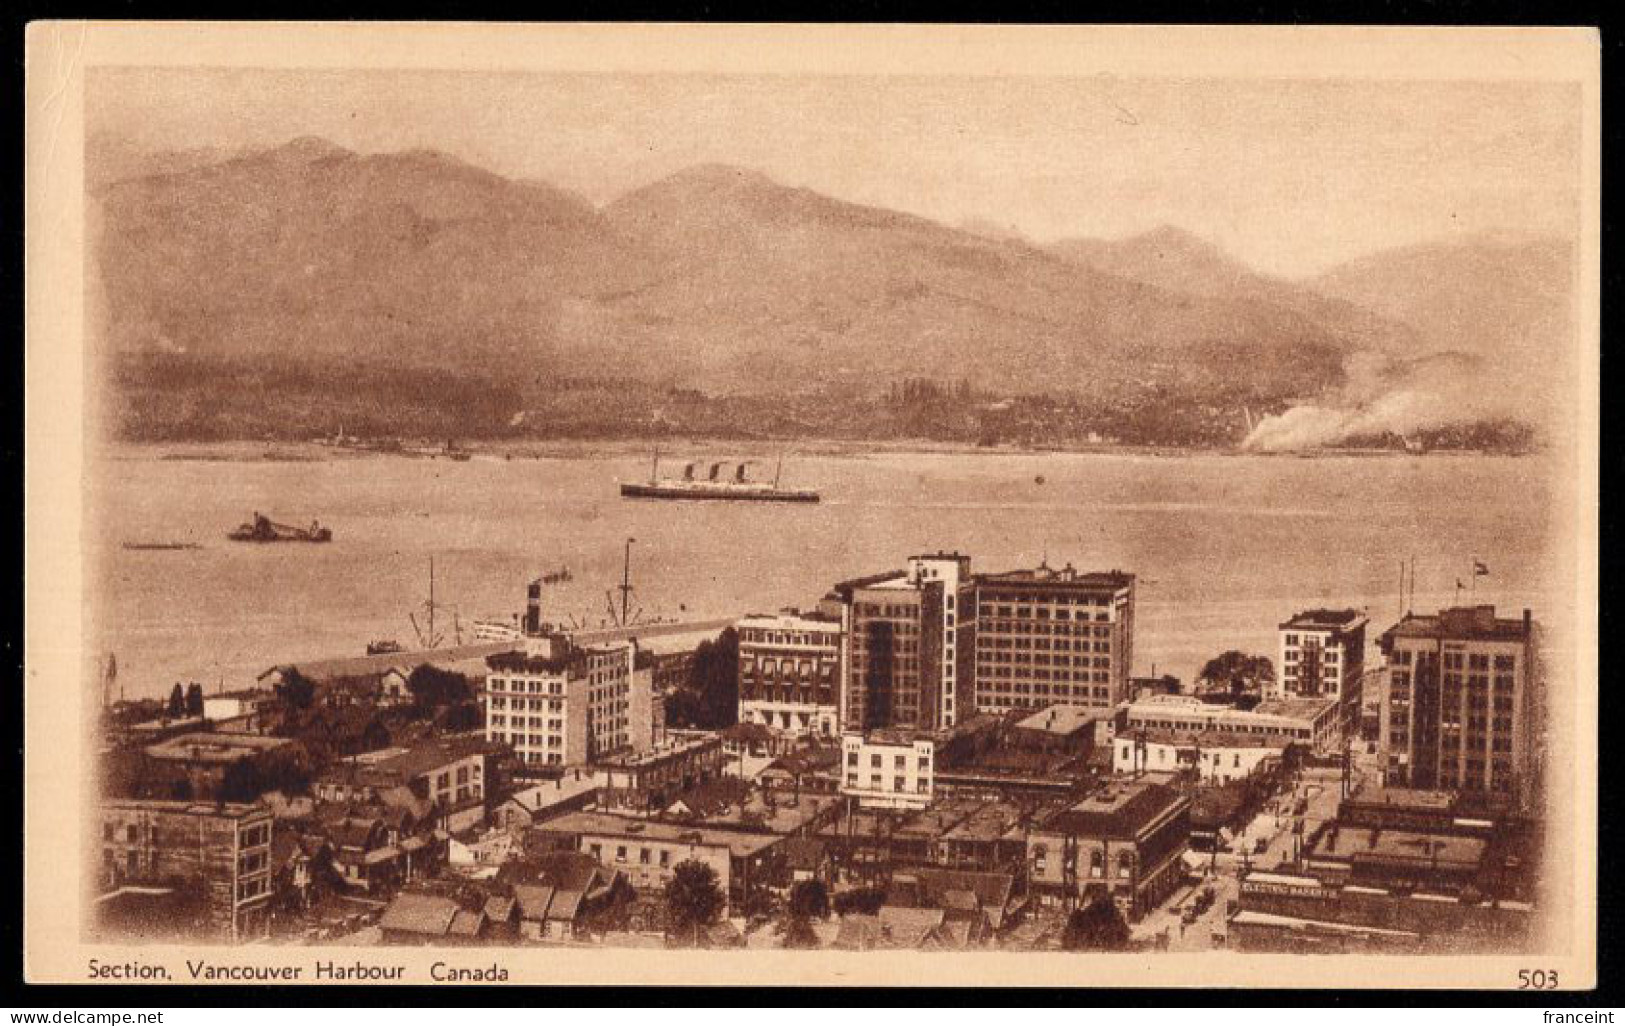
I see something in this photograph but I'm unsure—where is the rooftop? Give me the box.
[1310,826,1487,870]
[1128,728,1289,751]
[319,737,491,787]
[736,611,842,632]
[378,892,460,936]
[1252,698,1340,723]
[503,771,612,812]
[976,565,1134,590]
[830,569,909,597]
[261,641,516,684]
[1043,781,1186,840]
[1381,606,1533,645]
[1343,787,1456,813]
[1014,704,1107,736]
[850,728,935,748]
[1279,608,1367,631]
[102,798,269,820]
[144,732,294,764]
[539,811,783,858]
[595,733,721,769]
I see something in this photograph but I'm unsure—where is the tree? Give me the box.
[274,669,316,711]
[783,915,820,949]
[789,879,830,922]
[1196,651,1276,699]
[1061,895,1132,952]
[832,886,886,917]
[687,628,739,729]
[185,683,205,717]
[166,683,185,719]
[666,859,725,945]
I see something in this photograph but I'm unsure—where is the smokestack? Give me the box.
[524,580,543,637]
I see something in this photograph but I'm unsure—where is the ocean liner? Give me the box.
[619,454,819,503]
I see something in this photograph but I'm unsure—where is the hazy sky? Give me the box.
[88,67,1583,277]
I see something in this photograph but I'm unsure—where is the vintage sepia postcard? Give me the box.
[23,22,1599,988]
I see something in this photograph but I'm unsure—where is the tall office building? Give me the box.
[484,578,651,767]
[735,610,843,737]
[830,552,975,733]
[1377,605,1541,806]
[971,564,1136,715]
[1276,609,1368,739]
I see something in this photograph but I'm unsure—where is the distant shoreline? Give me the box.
[103,438,1532,463]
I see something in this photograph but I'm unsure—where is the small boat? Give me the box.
[227,512,333,543]
[620,453,819,503]
[122,541,202,551]
[366,640,404,655]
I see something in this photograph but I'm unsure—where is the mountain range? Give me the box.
[88,136,1575,445]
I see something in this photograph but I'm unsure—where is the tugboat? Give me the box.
[620,453,819,503]
[366,640,404,655]
[227,512,333,543]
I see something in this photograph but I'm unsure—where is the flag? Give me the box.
[1474,561,1490,576]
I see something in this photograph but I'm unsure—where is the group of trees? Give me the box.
[1195,650,1275,700]
[664,628,740,730]
[164,682,206,719]
[406,664,473,713]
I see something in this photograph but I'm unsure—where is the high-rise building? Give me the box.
[1275,609,1368,738]
[971,564,1135,715]
[829,553,975,733]
[484,578,651,767]
[1377,605,1541,805]
[485,636,643,768]
[735,610,843,737]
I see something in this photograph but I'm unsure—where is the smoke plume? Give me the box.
[1241,350,1543,452]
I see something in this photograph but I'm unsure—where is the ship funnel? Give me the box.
[525,579,544,636]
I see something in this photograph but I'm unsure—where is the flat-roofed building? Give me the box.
[97,799,274,942]
[840,729,936,810]
[1009,703,1114,759]
[1025,780,1190,921]
[595,732,726,812]
[736,610,842,737]
[1123,693,1339,752]
[142,731,299,800]
[1276,609,1368,738]
[313,735,494,831]
[829,553,976,733]
[1377,606,1541,805]
[484,632,644,770]
[1112,730,1286,785]
[972,564,1135,715]
[535,811,783,915]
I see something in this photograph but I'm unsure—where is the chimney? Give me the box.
[1523,608,1532,635]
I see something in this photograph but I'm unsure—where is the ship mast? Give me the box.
[618,537,636,627]
[650,447,660,485]
[774,454,783,489]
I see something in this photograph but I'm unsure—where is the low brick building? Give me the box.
[1025,780,1190,921]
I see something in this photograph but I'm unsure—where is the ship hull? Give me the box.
[620,482,819,503]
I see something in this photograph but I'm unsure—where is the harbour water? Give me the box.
[90,445,1570,701]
